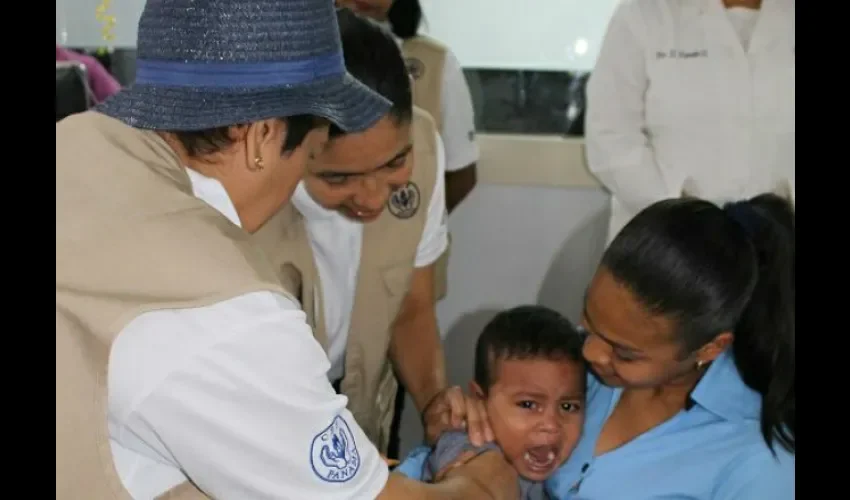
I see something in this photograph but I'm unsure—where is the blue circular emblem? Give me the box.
[310,416,362,483]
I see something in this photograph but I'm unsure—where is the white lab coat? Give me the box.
[586,0,795,242]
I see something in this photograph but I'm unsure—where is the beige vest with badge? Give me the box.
[402,35,451,301]
[56,111,309,500]
[282,108,438,453]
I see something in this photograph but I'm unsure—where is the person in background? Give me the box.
[266,7,458,458]
[339,0,479,215]
[586,0,795,242]
[56,0,517,498]
[397,193,795,498]
[404,305,587,500]
[545,193,795,498]
[56,44,121,103]
[336,0,481,460]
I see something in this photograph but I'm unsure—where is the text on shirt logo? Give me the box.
[655,49,709,60]
[310,415,361,483]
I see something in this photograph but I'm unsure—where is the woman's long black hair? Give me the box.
[386,0,423,39]
[601,193,795,455]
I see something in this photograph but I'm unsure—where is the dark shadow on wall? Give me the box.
[442,308,504,384]
[537,206,610,325]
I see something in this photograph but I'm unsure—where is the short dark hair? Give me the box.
[330,8,412,138]
[170,114,320,157]
[386,0,423,39]
[602,193,795,455]
[474,305,586,394]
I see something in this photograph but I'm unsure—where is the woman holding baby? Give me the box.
[400,192,795,499]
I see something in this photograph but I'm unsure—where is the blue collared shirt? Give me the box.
[546,349,795,499]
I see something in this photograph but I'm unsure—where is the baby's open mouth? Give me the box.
[523,445,559,473]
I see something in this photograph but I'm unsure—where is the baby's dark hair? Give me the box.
[474,305,586,394]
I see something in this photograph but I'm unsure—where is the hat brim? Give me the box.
[96,72,391,133]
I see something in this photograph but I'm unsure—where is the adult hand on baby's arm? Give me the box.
[393,442,496,483]
[422,385,495,447]
[440,450,519,500]
[464,382,495,447]
[434,449,481,482]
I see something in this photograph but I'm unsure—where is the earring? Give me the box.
[249,154,265,172]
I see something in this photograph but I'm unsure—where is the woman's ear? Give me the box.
[246,118,283,149]
[697,331,734,365]
[242,119,284,171]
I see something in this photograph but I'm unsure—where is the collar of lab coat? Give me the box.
[694,0,794,53]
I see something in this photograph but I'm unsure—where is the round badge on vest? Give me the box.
[404,57,425,80]
[388,182,420,219]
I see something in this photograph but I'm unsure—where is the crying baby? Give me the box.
[420,306,587,499]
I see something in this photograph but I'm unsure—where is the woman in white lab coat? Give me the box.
[586,0,795,242]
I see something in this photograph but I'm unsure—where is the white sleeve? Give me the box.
[109,291,388,500]
[585,0,674,213]
[414,132,449,268]
[439,49,480,173]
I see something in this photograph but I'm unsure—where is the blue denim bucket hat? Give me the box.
[97,0,390,132]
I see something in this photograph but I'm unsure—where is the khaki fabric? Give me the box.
[283,108,439,453]
[56,111,304,500]
[401,35,451,301]
[401,35,447,131]
[251,204,327,348]
[343,107,439,452]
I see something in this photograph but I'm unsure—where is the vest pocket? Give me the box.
[382,264,412,295]
[382,263,413,322]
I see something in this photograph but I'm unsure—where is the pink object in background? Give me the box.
[56,45,122,104]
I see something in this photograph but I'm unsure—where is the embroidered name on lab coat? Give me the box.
[655,49,708,59]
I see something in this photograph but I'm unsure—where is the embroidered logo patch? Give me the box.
[310,416,361,483]
[405,57,425,80]
[388,182,420,219]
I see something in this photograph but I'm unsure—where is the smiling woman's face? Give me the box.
[302,115,413,223]
[580,268,701,389]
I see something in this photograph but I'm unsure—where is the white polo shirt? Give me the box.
[107,168,388,499]
[292,131,449,381]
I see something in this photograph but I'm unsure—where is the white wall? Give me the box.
[420,0,621,70]
[57,0,622,69]
[56,0,146,48]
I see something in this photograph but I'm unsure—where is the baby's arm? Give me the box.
[424,430,501,482]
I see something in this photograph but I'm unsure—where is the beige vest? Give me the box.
[402,35,446,131]
[56,111,307,500]
[267,108,437,453]
[402,35,451,301]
